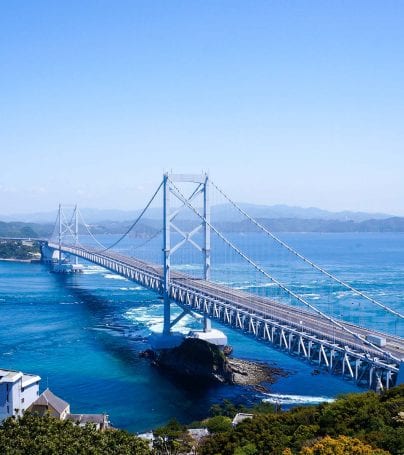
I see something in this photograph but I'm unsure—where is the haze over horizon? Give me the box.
[1,1,403,215]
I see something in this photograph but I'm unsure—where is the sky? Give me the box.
[0,1,403,216]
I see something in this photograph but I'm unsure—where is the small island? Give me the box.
[141,337,285,390]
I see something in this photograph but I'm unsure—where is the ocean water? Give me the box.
[0,232,403,432]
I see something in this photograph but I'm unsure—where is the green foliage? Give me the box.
[200,385,404,455]
[0,240,40,260]
[300,435,390,454]
[250,401,275,415]
[0,412,150,454]
[205,415,232,434]
[234,442,258,455]
[209,398,275,418]
[210,399,246,417]
[153,418,193,454]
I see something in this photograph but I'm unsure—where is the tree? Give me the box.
[0,412,150,454]
[300,435,390,454]
[205,416,232,434]
[153,418,193,454]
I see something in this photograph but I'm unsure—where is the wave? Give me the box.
[172,264,203,271]
[81,265,105,275]
[303,293,321,300]
[104,274,127,281]
[262,393,334,405]
[119,286,144,291]
[124,305,199,334]
[235,282,277,290]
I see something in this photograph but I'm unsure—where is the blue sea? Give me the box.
[0,232,403,432]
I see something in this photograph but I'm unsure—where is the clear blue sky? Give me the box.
[1,1,403,215]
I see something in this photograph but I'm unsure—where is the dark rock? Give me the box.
[154,338,234,384]
[144,338,287,387]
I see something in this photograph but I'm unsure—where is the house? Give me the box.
[29,388,70,420]
[29,388,110,430]
[232,413,254,427]
[0,368,41,420]
[66,413,109,431]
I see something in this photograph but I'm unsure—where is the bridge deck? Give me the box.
[51,243,403,363]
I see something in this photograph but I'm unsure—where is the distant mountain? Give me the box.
[0,204,395,223]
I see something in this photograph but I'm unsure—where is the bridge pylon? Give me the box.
[49,204,81,272]
[162,173,211,335]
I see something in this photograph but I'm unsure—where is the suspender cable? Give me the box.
[211,179,404,321]
[168,178,399,362]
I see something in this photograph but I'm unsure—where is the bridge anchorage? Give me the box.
[42,173,403,391]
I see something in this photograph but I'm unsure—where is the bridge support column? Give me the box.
[162,173,212,335]
[163,174,171,335]
[203,173,211,333]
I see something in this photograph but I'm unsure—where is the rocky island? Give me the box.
[141,337,285,389]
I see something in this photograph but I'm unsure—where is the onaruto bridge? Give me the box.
[35,174,403,390]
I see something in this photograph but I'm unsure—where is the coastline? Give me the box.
[0,258,38,263]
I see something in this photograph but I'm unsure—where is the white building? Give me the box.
[0,368,41,420]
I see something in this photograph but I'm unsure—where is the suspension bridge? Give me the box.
[32,173,404,390]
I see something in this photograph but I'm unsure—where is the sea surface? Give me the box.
[0,232,403,432]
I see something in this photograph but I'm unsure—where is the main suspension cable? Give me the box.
[97,181,164,252]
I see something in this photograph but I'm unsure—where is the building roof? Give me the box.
[0,368,40,386]
[32,388,69,414]
[66,413,108,425]
[22,373,41,388]
[232,413,254,426]
[0,369,22,383]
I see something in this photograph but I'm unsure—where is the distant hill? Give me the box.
[0,221,53,238]
[0,204,395,223]
[1,216,404,238]
[216,217,404,233]
[211,203,394,223]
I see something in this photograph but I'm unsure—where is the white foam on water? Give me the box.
[104,274,127,281]
[335,291,354,299]
[119,286,144,291]
[262,393,335,405]
[124,305,197,334]
[172,264,203,271]
[81,265,106,275]
[304,293,321,300]
[235,282,277,290]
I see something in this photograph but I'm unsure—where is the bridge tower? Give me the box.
[162,173,211,335]
[52,204,80,271]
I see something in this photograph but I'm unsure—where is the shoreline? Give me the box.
[0,258,38,263]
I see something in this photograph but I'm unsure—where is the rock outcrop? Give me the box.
[141,338,285,387]
[155,338,234,384]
